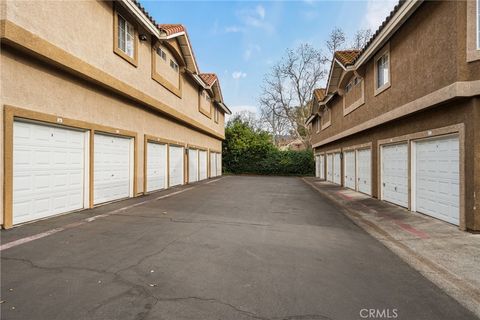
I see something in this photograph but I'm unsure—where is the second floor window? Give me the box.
[170,59,179,73]
[376,53,389,88]
[156,47,167,61]
[316,117,320,132]
[117,14,135,58]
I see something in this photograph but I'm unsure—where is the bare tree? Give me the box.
[259,44,328,148]
[228,110,261,131]
[258,94,289,146]
[326,27,346,58]
[351,29,373,50]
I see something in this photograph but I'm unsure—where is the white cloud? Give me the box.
[362,0,397,31]
[256,5,266,19]
[244,44,261,61]
[232,71,247,80]
[225,26,245,33]
[237,4,274,33]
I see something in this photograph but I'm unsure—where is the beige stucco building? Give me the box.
[0,0,231,228]
[308,0,480,231]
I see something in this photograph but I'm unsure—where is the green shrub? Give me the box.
[222,117,314,176]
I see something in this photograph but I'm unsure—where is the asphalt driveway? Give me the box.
[0,176,476,320]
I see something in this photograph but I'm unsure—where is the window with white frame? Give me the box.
[117,14,135,58]
[156,47,167,61]
[316,117,320,132]
[170,59,179,73]
[376,53,389,89]
[345,76,360,93]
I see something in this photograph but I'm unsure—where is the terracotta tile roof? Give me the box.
[199,73,217,87]
[351,0,405,64]
[313,88,326,102]
[334,50,361,66]
[131,0,159,27]
[158,24,186,36]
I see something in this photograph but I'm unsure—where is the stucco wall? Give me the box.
[3,0,224,134]
[0,47,222,225]
[311,1,479,147]
[314,99,477,230]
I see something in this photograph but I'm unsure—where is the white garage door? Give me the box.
[344,151,356,190]
[13,121,86,225]
[199,150,208,181]
[415,135,459,225]
[188,149,199,183]
[146,142,167,192]
[333,153,341,185]
[318,155,325,180]
[210,152,217,178]
[216,153,222,176]
[357,148,372,195]
[169,145,184,187]
[382,143,408,208]
[315,155,320,178]
[94,133,133,204]
[326,154,333,182]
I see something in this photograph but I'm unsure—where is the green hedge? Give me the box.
[222,118,314,175]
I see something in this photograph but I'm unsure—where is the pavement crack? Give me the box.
[113,225,206,275]
[155,296,270,320]
[1,256,110,275]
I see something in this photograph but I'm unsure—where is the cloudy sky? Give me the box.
[140,0,397,116]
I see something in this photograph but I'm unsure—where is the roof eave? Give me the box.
[354,0,423,67]
[118,0,160,38]
[216,101,232,115]
[160,31,199,74]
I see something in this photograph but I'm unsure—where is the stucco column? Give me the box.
[474,98,480,231]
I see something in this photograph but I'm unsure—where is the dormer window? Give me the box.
[152,44,182,96]
[170,59,179,73]
[214,107,219,123]
[156,47,167,61]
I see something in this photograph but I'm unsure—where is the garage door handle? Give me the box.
[394,186,397,191]
[383,183,386,187]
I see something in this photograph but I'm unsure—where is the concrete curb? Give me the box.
[301,177,480,318]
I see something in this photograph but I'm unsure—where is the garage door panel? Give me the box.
[147,142,167,192]
[13,121,86,225]
[382,143,408,208]
[357,149,371,195]
[210,153,217,178]
[333,153,341,185]
[344,151,355,190]
[326,154,333,182]
[188,149,199,183]
[415,135,459,225]
[199,151,208,181]
[94,134,132,204]
[169,146,184,187]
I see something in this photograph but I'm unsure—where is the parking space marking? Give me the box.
[0,181,217,252]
